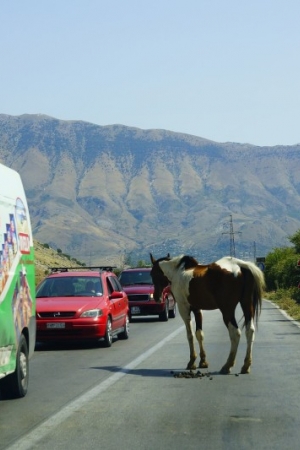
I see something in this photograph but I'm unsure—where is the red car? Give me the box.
[119,267,176,321]
[36,267,129,346]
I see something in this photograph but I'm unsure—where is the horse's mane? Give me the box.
[177,255,199,270]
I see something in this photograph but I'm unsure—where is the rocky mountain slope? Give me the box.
[1,114,300,264]
[34,240,84,286]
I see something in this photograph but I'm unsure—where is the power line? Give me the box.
[222,215,241,257]
[253,241,256,262]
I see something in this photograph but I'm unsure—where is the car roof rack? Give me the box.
[50,266,116,273]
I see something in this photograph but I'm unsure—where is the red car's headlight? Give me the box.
[80,309,103,318]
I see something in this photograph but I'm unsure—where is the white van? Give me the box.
[0,163,36,398]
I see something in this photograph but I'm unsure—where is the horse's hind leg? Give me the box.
[220,316,241,375]
[239,268,260,374]
[240,318,255,374]
[193,309,208,368]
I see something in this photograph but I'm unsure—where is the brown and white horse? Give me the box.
[150,253,265,374]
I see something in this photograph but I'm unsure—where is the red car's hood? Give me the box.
[122,285,154,295]
[37,296,105,313]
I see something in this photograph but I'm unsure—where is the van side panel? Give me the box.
[0,163,36,379]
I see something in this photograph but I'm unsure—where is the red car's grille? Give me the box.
[128,294,150,302]
[38,312,76,318]
[37,329,83,336]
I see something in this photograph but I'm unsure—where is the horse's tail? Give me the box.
[237,259,266,327]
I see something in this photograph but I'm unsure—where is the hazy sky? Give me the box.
[1,0,299,146]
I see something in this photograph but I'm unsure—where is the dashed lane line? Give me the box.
[6,325,185,450]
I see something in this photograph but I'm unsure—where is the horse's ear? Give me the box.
[150,253,156,265]
[167,253,170,258]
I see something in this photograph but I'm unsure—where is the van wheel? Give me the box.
[1,334,29,399]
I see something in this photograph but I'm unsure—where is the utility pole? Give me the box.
[222,214,241,257]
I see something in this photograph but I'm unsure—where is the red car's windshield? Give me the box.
[119,271,152,286]
[36,276,103,297]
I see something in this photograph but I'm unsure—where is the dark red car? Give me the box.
[36,267,129,346]
[119,267,176,321]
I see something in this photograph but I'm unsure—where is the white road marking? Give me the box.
[230,416,262,422]
[265,299,300,329]
[7,325,185,450]
[7,300,299,449]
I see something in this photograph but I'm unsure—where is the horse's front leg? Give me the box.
[178,304,197,370]
[193,309,209,368]
[184,318,197,370]
[220,317,241,374]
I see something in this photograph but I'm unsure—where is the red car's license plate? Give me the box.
[131,306,140,314]
[46,323,65,329]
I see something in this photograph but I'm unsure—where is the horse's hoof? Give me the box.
[199,361,209,369]
[220,365,231,375]
[240,365,251,374]
[186,363,197,370]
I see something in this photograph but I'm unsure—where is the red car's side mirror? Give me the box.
[109,291,123,300]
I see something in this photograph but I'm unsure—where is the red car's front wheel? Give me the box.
[119,314,129,340]
[103,317,113,347]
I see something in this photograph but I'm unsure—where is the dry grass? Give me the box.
[34,240,83,286]
[265,291,300,322]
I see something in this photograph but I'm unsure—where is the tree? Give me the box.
[289,229,300,253]
[265,247,295,290]
[137,260,148,267]
[265,230,300,292]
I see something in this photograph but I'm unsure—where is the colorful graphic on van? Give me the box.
[0,267,33,367]
[0,198,31,297]
[0,195,34,368]
[12,267,33,341]
[15,197,30,254]
[0,163,36,396]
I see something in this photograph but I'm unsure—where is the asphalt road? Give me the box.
[1,300,300,450]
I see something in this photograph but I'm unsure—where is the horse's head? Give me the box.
[150,253,171,302]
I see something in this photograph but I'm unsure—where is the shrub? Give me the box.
[265,246,300,291]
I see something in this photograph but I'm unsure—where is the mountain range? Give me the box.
[0,113,299,265]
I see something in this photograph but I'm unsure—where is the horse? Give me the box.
[150,253,265,374]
